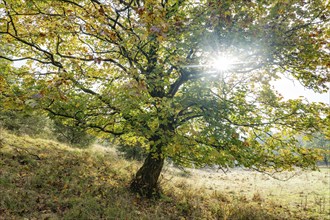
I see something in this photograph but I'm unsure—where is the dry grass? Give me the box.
[1,129,329,219]
[162,165,330,219]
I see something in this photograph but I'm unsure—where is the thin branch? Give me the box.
[0,55,54,65]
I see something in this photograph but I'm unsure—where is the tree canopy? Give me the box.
[1,0,329,197]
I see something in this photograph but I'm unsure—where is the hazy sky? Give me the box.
[272,77,330,105]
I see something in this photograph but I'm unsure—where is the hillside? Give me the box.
[1,129,329,219]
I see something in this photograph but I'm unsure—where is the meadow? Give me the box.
[164,166,330,219]
[1,129,329,219]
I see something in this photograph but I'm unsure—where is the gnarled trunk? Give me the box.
[130,147,164,198]
[130,121,174,198]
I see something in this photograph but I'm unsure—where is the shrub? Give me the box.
[0,110,51,137]
[117,143,147,161]
[52,119,95,148]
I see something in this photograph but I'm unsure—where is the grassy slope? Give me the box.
[0,129,329,220]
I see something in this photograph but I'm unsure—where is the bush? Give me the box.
[0,109,95,148]
[117,143,147,161]
[0,110,52,137]
[52,119,95,148]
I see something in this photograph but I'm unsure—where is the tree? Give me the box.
[0,0,329,197]
[302,132,330,166]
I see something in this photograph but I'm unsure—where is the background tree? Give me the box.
[0,0,329,197]
[301,132,330,166]
[0,60,53,136]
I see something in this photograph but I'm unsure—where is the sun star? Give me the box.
[212,55,237,72]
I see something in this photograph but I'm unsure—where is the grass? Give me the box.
[162,167,330,219]
[1,128,329,219]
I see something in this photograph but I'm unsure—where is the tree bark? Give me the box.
[130,120,173,198]
[130,147,164,198]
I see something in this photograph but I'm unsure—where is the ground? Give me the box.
[164,166,330,219]
[1,129,329,219]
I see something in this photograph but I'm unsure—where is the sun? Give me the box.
[211,55,237,72]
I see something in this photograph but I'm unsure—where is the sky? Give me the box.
[210,55,329,105]
[272,77,330,105]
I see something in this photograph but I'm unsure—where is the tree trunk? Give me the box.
[130,148,164,198]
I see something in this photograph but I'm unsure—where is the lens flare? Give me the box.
[211,55,237,72]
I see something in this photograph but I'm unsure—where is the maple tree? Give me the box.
[0,0,329,197]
